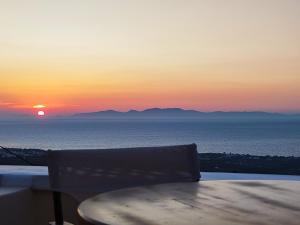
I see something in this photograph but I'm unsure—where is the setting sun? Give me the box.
[37,110,45,116]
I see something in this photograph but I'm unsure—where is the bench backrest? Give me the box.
[48,144,200,201]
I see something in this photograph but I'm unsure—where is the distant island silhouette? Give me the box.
[73,108,300,119]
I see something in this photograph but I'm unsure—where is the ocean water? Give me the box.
[0,118,299,156]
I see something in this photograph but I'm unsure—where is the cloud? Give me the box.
[0,101,15,106]
[0,101,30,110]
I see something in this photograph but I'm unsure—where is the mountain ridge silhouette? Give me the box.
[73,108,299,118]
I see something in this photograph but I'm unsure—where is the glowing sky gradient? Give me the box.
[1,0,300,115]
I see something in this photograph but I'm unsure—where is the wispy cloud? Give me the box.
[0,101,15,106]
[0,101,31,109]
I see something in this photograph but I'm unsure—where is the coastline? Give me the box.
[1,148,299,175]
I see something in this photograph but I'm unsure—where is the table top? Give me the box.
[78,180,300,225]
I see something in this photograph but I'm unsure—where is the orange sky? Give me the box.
[1,0,300,115]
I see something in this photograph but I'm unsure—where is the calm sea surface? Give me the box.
[0,118,299,156]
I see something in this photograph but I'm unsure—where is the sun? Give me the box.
[37,110,45,116]
[33,104,46,117]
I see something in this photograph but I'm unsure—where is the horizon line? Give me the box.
[1,107,300,118]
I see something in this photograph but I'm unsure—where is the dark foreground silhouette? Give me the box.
[0,148,299,175]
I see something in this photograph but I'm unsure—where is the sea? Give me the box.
[0,118,299,156]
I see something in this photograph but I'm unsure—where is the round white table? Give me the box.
[78,180,300,225]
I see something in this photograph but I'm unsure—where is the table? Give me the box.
[78,180,300,225]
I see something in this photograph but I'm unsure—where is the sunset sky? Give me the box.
[1,0,300,116]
